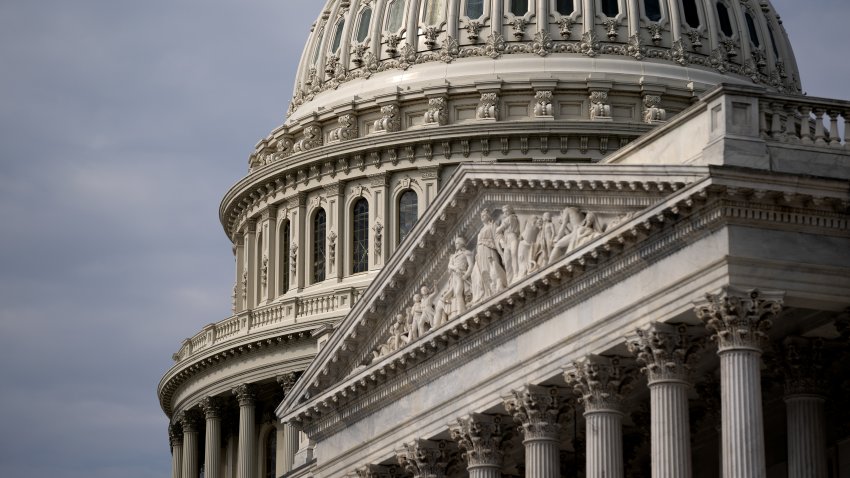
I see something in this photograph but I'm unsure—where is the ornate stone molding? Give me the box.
[694,287,784,352]
[330,114,358,143]
[476,93,499,120]
[502,385,568,440]
[374,104,401,133]
[449,413,508,467]
[564,355,634,413]
[232,384,257,406]
[626,322,701,383]
[424,97,448,126]
[396,439,449,478]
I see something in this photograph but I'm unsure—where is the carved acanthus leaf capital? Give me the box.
[563,355,634,413]
[168,422,183,447]
[694,287,784,352]
[449,413,508,467]
[355,464,391,478]
[779,336,827,397]
[502,385,568,440]
[626,322,702,384]
[231,383,257,406]
[277,372,298,397]
[199,396,223,419]
[176,409,202,433]
[396,439,449,478]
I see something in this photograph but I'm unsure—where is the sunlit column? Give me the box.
[232,384,257,478]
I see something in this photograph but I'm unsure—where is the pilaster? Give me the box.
[419,166,440,209]
[287,194,307,291]
[325,182,345,282]
[369,173,390,269]
[234,233,245,313]
[244,220,257,310]
[264,206,278,302]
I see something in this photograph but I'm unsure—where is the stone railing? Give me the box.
[760,95,849,148]
[172,287,365,363]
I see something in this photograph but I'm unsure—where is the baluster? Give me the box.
[784,104,799,143]
[770,102,784,140]
[828,110,842,148]
[813,108,827,146]
[799,106,813,144]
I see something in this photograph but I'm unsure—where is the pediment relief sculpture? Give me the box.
[369,204,636,361]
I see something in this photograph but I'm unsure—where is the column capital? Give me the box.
[169,422,184,447]
[200,396,224,419]
[354,464,391,478]
[502,385,569,440]
[177,410,202,433]
[779,336,827,397]
[396,439,449,478]
[694,287,783,352]
[449,413,508,467]
[277,372,298,398]
[231,383,257,406]
[563,355,634,413]
[626,322,702,384]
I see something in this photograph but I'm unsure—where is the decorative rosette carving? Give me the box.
[694,287,784,352]
[626,322,701,384]
[396,439,449,478]
[502,385,568,440]
[450,413,508,467]
[564,355,634,413]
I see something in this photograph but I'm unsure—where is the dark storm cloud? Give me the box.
[0,0,845,477]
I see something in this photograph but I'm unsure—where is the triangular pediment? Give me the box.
[276,163,714,422]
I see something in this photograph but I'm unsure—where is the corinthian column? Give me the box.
[169,423,184,478]
[397,439,449,478]
[564,355,633,478]
[178,411,201,478]
[627,323,701,478]
[277,373,300,473]
[694,287,783,478]
[502,385,567,478]
[200,397,223,478]
[355,464,391,478]
[450,413,507,478]
[780,337,828,478]
[232,384,257,478]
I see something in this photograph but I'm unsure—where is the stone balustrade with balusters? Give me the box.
[759,95,849,149]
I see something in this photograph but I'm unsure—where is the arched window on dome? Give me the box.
[263,429,277,478]
[744,11,760,47]
[600,0,619,17]
[555,0,575,15]
[398,190,418,245]
[510,0,529,16]
[422,0,446,25]
[644,0,662,22]
[385,0,406,33]
[466,0,485,18]
[715,2,734,37]
[766,22,780,59]
[356,7,372,43]
[352,199,369,274]
[313,208,327,283]
[311,28,324,65]
[279,220,290,294]
[330,19,346,53]
[681,0,701,28]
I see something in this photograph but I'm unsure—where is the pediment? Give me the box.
[276,163,715,421]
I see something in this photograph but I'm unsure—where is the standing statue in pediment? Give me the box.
[538,212,556,264]
[518,215,542,277]
[411,285,439,337]
[496,205,521,284]
[446,236,475,318]
[472,210,507,302]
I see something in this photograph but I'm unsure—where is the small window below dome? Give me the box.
[356,8,372,43]
[682,0,701,28]
[423,0,446,25]
[716,2,733,37]
[644,0,662,22]
[555,0,575,15]
[398,190,418,245]
[331,19,345,53]
[767,23,780,58]
[600,0,619,17]
[386,0,405,32]
[466,0,484,19]
[745,11,760,47]
[510,0,529,16]
[313,208,326,283]
[352,199,369,274]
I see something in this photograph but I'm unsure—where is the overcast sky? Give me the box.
[0,1,846,477]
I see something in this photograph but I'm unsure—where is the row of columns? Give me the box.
[352,287,834,478]
[169,376,302,478]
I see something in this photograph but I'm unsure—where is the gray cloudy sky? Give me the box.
[0,1,846,477]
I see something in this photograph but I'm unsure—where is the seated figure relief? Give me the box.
[371,205,632,360]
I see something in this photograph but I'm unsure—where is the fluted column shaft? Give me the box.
[649,379,692,478]
[785,395,827,478]
[503,385,565,478]
[201,398,223,478]
[171,439,184,478]
[233,385,257,478]
[719,349,765,478]
[524,436,560,478]
[585,409,624,478]
[182,427,200,478]
[469,464,501,478]
[282,424,299,474]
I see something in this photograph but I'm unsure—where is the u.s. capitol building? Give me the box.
[157,0,850,477]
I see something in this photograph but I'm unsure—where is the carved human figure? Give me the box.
[410,285,438,337]
[549,207,603,263]
[432,293,451,328]
[445,237,474,318]
[373,221,383,258]
[537,212,556,264]
[328,230,337,270]
[289,242,298,277]
[473,209,507,302]
[517,215,541,277]
[496,205,521,283]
